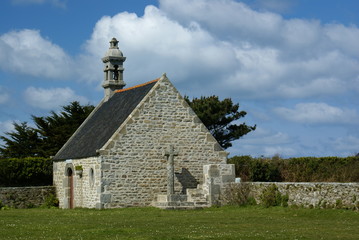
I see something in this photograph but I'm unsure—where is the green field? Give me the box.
[0,206,358,239]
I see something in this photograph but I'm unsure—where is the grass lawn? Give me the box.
[0,206,358,239]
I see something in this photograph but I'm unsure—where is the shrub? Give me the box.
[0,157,52,187]
[229,155,359,182]
[222,183,256,206]
[75,165,83,171]
[260,184,288,208]
[228,155,252,181]
[42,193,59,208]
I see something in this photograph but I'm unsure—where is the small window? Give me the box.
[89,168,95,187]
[113,65,119,80]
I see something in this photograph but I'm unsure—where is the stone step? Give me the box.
[187,188,207,202]
[156,205,205,210]
[154,201,195,207]
[153,193,209,210]
[156,194,188,202]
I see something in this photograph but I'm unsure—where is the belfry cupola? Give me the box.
[102,37,126,100]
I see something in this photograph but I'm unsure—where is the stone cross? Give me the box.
[164,145,178,195]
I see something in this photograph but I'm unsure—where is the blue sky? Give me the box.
[0,0,359,158]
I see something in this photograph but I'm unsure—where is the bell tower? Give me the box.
[102,38,126,100]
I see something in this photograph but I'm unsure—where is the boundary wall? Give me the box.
[0,186,55,208]
[222,182,359,209]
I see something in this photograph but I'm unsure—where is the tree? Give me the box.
[0,122,43,158]
[32,101,95,157]
[0,102,94,158]
[185,96,255,149]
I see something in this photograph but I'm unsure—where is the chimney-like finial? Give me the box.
[101,38,126,101]
[109,38,119,49]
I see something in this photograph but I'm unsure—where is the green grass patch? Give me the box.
[0,206,358,239]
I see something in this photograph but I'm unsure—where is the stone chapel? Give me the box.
[53,38,234,209]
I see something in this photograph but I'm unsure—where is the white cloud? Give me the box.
[156,0,359,98]
[263,146,297,157]
[81,6,237,89]
[228,126,298,157]
[159,0,283,43]
[5,0,357,101]
[331,135,359,155]
[0,86,9,104]
[0,29,72,79]
[0,120,15,146]
[325,24,359,57]
[274,102,359,124]
[0,120,14,134]
[239,127,293,145]
[23,87,88,110]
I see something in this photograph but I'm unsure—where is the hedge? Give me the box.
[228,156,359,182]
[1,155,357,186]
[0,157,52,187]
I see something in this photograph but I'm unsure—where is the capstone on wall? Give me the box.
[53,157,101,208]
[100,79,227,208]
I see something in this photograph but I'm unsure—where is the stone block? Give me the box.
[157,194,168,202]
[213,177,221,185]
[210,184,220,195]
[208,165,219,177]
[214,143,222,151]
[102,163,111,170]
[222,175,235,184]
[219,164,234,175]
[100,193,112,203]
[167,194,187,202]
[96,203,104,209]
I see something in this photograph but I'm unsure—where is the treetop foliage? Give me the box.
[0,101,94,158]
[185,95,256,149]
[32,101,95,157]
[0,122,42,158]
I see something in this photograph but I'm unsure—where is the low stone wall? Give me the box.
[222,182,359,209]
[0,186,55,208]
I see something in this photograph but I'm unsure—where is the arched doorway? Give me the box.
[66,167,74,209]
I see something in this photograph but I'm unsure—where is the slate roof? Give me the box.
[53,79,159,160]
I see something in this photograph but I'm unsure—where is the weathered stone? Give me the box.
[221,182,359,209]
[100,193,112,203]
[0,186,55,209]
[164,145,178,195]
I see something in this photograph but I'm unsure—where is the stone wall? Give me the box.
[0,186,55,208]
[222,182,359,209]
[100,78,227,208]
[201,164,235,205]
[53,157,101,209]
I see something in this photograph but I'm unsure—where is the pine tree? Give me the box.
[185,96,256,149]
[0,102,94,158]
[0,122,43,158]
[32,101,95,157]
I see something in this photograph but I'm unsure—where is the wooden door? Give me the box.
[67,168,74,209]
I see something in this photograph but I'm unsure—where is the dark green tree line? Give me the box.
[0,102,94,158]
[0,122,42,158]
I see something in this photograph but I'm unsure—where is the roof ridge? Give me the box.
[115,78,160,94]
